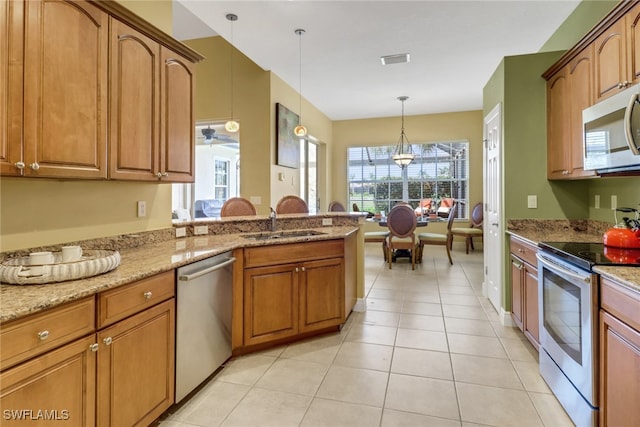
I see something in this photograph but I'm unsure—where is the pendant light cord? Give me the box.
[296,29,305,121]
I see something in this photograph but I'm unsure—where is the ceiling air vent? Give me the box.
[380,53,410,65]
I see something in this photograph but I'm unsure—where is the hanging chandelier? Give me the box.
[224,13,239,133]
[392,96,415,168]
[293,28,307,137]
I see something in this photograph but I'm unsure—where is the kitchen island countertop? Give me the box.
[0,226,358,324]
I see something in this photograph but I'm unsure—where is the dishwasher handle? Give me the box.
[178,257,236,281]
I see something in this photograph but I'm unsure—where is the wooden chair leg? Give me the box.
[381,240,388,261]
[465,237,470,254]
[470,237,475,251]
[387,245,393,269]
[445,238,453,265]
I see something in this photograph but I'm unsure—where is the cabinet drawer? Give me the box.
[601,276,640,331]
[98,270,174,328]
[244,239,344,268]
[0,297,95,370]
[510,236,538,267]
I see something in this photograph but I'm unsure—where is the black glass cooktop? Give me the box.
[539,241,640,270]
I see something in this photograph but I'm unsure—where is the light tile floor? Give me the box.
[158,244,575,427]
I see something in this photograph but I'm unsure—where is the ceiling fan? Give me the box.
[201,126,238,145]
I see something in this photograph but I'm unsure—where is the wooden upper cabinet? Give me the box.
[568,47,596,178]
[159,48,195,182]
[109,18,161,181]
[546,70,571,179]
[0,0,24,176]
[21,0,108,178]
[626,3,640,84]
[595,19,628,101]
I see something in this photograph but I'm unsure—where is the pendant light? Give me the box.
[224,13,239,133]
[392,96,415,168]
[293,28,307,137]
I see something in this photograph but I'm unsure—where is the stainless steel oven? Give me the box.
[537,241,640,427]
[537,250,599,427]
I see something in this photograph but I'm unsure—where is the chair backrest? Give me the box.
[470,202,483,228]
[446,201,458,231]
[276,195,309,214]
[352,203,360,212]
[386,204,417,238]
[328,201,346,212]
[220,197,257,217]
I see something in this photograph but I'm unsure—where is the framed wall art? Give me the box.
[276,103,300,168]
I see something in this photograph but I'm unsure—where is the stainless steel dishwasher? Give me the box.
[175,251,235,402]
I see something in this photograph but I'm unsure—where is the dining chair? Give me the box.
[328,201,346,212]
[415,201,457,265]
[276,195,309,214]
[385,204,418,270]
[220,197,257,217]
[449,202,483,254]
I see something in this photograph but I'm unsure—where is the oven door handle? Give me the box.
[536,253,591,284]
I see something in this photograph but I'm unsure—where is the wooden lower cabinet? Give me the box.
[0,334,97,426]
[96,298,175,427]
[509,236,539,350]
[242,239,347,349]
[599,277,640,426]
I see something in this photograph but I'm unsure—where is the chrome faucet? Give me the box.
[269,207,277,232]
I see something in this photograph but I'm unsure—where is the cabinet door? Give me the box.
[567,46,596,179]
[96,299,175,427]
[510,255,524,330]
[600,310,640,427]
[159,48,195,182]
[244,264,299,346]
[594,19,628,101]
[109,18,160,181]
[0,334,96,427]
[299,258,344,333]
[627,3,640,85]
[0,0,23,176]
[23,0,108,178]
[523,264,539,349]
[546,70,571,179]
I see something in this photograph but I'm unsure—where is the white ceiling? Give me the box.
[173,0,580,121]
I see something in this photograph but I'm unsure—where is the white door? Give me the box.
[483,104,503,315]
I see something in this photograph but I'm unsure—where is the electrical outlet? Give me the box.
[527,195,537,209]
[250,196,262,205]
[322,218,333,226]
[595,195,600,209]
[194,225,208,235]
[137,201,146,217]
[175,227,186,238]
[611,195,617,210]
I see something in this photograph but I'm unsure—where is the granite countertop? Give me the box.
[0,226,358,324]
[507,219,640,294]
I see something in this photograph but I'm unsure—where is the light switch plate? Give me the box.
[194,225,208,235]
[611,195,617,210]
[175,227,186,238]
[322,218,333,226]
[527,195,537,209]
[137,200,146,217]
[595,195,600,209]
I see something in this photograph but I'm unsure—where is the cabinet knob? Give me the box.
[518,248,524,253]
[103,337,113,346]
[37,330,49,341]
[301,267,306,272]
[143,291,152,299]
[156,172,163,178]
[161,172,169,177]
[89,343,99,352]
[295,267,299,272]
[29,162,40,170]
[14,161,25,170]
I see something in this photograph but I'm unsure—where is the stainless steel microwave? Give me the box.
[583,84,640,174]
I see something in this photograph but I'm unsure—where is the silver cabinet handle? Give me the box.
[143,291,152,299]
[178,257,236,281]
[156,172,163,178]
[14,161,25,170]
[295,267,299,272]
[89,343,99,352]
[30,162,40,170]
[491,223,499,227]
[512,259,523,270]
[103,337,113,345]
[301,267,306,272]
[161,172,168,177]
[37,330,49,341]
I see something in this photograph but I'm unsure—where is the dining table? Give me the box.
[366,216,442,262]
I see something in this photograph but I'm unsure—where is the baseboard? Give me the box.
[499,308,515,327]
[353,297,367,312]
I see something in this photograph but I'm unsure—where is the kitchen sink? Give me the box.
[243,230,327,240]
